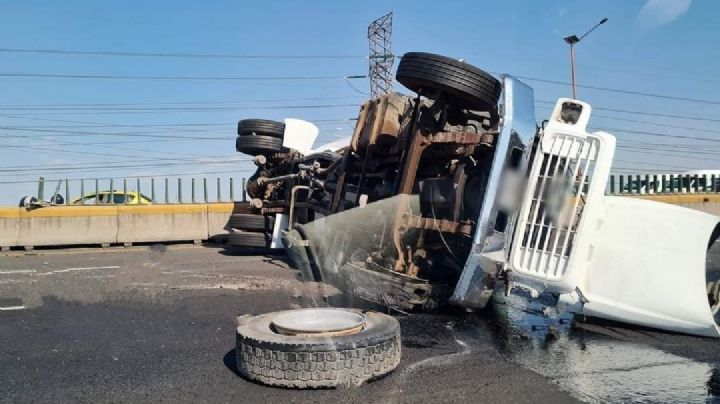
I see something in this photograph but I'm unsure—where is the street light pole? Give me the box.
[563,17,608,99]
[569,43,577,98]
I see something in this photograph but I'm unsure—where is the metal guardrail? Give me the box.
[607,173,720,195]
[33,176,250,205]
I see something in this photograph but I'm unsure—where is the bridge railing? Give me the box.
[27,173,720,205]
[607,173,720,195]
[32,176,250,206]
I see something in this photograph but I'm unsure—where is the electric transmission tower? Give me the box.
[367,12,394,99]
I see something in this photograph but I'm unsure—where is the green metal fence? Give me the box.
[33,176,249,205]
[608,173,720,195]
[31,172,719,206]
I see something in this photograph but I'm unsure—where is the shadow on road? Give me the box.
[208,244,294,269]
[223,349,242,378]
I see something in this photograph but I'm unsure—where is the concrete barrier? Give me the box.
[207,203,235,239]
[0,208,19,249]
[207,202,255,239]
[15,206,118,248]
[1,196,715,250]
[0,203,247,249]
[116,204,208,244]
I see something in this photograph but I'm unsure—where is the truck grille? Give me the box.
[512,133,599,280]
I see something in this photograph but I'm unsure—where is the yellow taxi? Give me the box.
[70,191,153,205]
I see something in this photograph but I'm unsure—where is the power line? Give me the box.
[536,100,720,123]
[0,127,229,139]
[0,153,242,171]
[0,158,249,176]
[0,141,210,161]
[0,115,354,131]
[517,75,720,105]
[0,103,362,116]
[0,103,360,112]
[0,113,229,133]
[0,47,367,60]
[616,146,720,164]
[0,169,256,185]
[613,158,694,171]
[2,133,217,158]
[611,166,690,173]
[0,124,229,129]
[0,158,245,174]
[0,72,367,81]
[0,122,343,131]
[1,137,217,147]
[588,126,720,144]
[0,96,363,108]
[0,122,354,141]
[619,141,720,151]
[535,103,720,135]
[620,138,720,148]
[591,114,720,135]
[572,64,720,84]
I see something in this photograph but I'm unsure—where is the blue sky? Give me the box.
[0,0,718,204]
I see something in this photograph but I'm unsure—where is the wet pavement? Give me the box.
[490,288,720,403]
[2,245,720,402]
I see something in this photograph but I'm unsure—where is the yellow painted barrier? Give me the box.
[0,202,250,249]
[632,194,720,204]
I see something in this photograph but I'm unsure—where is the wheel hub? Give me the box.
[271,308,365,337]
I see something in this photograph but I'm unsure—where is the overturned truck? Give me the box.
[235,52,720,338]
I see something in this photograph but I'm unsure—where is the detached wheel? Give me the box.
[236,135,284,155]
[228,214,275,231]
[226,230,269,248]
[238,119,285,138]
[235,309,401,388]
[396,52,502,110]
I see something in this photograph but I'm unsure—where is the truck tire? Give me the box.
[228,214,275,231]
[235,310,401,388]
[226,230,269,248]
[237,119,285,138]
[236,135,284,155]
[396,52,502,110]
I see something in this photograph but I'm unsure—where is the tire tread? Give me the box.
[236,334,401,388]
[237,119,285,138]
[396,52,501,109]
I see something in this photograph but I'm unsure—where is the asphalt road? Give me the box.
[2,245,720,403]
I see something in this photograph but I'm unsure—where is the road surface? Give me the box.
[2,245,720,403]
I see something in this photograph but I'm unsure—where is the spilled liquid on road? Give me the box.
[490,287,719,403]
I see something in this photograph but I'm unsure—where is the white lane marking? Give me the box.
[82,275,116,279]
[0,270,37,275]
[51,265,119,274]
[1,266,120,277]
[0,305,26,311]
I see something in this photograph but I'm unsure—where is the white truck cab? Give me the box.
[505,97,720,337]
